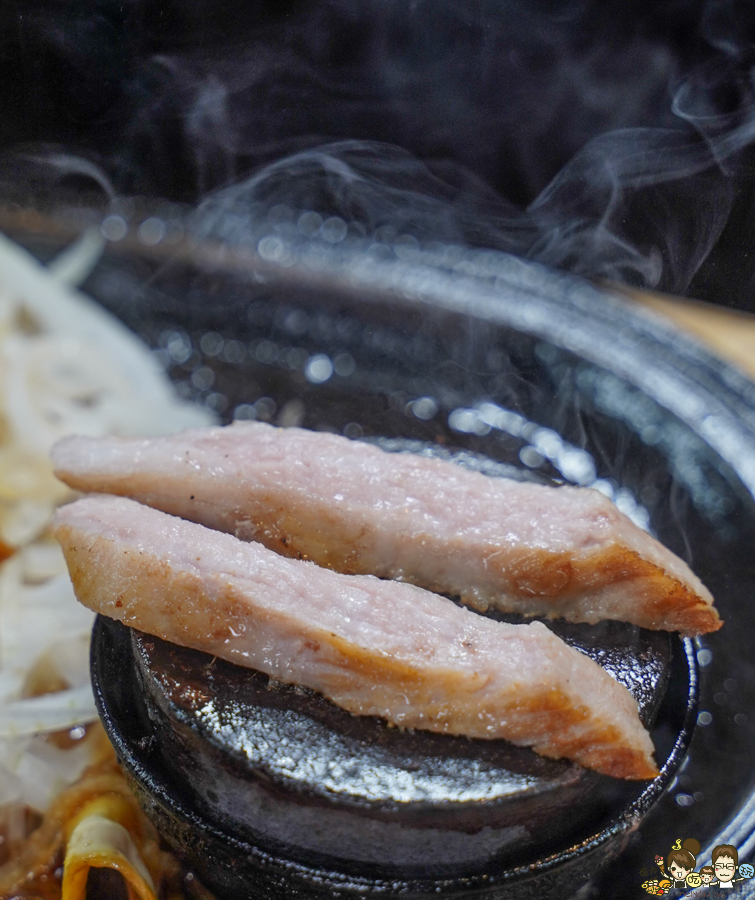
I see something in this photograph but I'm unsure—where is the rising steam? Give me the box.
[3,0,755,300]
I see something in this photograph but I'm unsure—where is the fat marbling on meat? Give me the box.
[52,423,720,635]
[53,494,658,780]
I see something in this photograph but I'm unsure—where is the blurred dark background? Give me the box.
[2,0,755,306]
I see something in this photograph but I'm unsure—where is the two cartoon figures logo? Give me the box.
[641,839,754,895]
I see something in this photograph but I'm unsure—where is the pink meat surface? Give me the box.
[54,495,657,780]
[53,423,719,635]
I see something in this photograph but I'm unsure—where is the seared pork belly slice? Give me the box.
[53,424,719,635]
[53,495,657,780]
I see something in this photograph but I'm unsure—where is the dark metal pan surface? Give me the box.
[12,210,755,897]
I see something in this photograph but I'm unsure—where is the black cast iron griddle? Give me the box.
[91,604,696,900]
[130,616,670,872]
[17,208,751,897]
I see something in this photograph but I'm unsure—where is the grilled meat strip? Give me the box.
[52,423,720,635]
[53,495,658,779]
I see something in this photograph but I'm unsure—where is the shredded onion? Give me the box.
[0,741,180,898]
[0,687,98,739]
[62,814,157,900]
[45,228,106,288]
[0,228,216,895]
